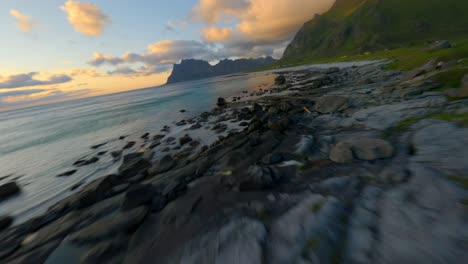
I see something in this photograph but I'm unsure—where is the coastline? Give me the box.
[1,60,468,263]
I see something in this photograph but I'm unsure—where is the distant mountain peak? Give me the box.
[166,57,276,84]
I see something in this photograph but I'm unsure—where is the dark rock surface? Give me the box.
[1,62,468,264]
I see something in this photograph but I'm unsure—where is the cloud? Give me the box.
[191,0,250,24]
[203,26,233,43]
[107,66,138,76]
[60,0,111,36]
[0,89,46,98]
[0,89,91,106]
[191,0,335,57]
[165,21,176,31]
[89,40,214,71]
[9,9,36,32]
[70,68,102,77]
[236,0,335,41]
[0,72,72,89]
[88,52,124,66]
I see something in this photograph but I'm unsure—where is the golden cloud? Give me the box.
[9,9,35,32]
[147,40,175,54]
[203,26,233,43]
[60,0,111,36]
[194,0,335,42]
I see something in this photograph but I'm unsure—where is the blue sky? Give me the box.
[0,0,335,111]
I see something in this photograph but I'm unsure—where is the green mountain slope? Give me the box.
[281,0,468,64]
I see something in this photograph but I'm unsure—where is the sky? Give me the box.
[0,0,335,111]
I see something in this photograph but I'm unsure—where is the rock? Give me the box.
[121,184,156,211]
[275,75,286,85]
[216,97,227,107]
[0,215,13,231]
[266,195,346,264]
[123,141,136,149]
[239,121,249,127]
[179,134,193,145]
[84,157,99,165]
[238,165,281,191]
[179,109,186,113]
[110,150,122,158]
[153,134,165,141]
[143,149,154,160]
[81,238,127,263]
[267,115,290,131]
[376,165,467,263]
[428,40,452,51]
[315,95,348,114]
[141,133,149,139]
[325,67,340,74]
[97,151,107,156]
[189,140,200,148]
[165,137,176,143]
[149,155,175,175]
[348,137,394,161]
[330,142,353,163]
[0,181,20,201]
[68,206,148,245]
[91,142,107,149]
[118,153,151,178]
[7,240,59,264]
[56,170,77,177]
[189,123,202,130]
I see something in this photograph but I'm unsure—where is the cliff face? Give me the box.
[166,57,276,84]
[282,0,468,63]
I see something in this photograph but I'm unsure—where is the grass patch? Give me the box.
[432,67,468,91]
[395,117,423,131]
[448,175,468,189]
[429,113,468,126]
[261,38,468,72]
[310,202,323,213]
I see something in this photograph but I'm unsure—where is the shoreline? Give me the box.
[1,60,467,263]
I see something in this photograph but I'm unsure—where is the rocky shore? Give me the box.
[1,61,468,263]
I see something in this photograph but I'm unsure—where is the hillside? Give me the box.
[166,57,276,84]
[281,0,468,64]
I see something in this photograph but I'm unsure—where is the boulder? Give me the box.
[68,206,148,245]
[330,142,354,163]
[110,150,122,158]
[81,239,127,263]
[56,170,77,177]
[121,184,156,211]
[0,182,20,201]
[123,141,136,149]
[428,40,452,51]
[179,134,193,146]
[216,97,227,107]
[0,215,13,231]
[118,153,151,178]
[314,96,348,114]
[275,75,286,85]
[149,155,175,175]
[325,67,340,74]
[267,115,290,131]
[348,137,394,161]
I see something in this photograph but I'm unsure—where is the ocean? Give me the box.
[0,72,277,224]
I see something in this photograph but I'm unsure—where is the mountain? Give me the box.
[282,0,468,63]
[166,57,276,84]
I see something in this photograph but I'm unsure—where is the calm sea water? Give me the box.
[0,72,276,223]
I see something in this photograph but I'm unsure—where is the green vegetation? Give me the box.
[310,202,323,213]
[448,175,468,189]
[432,67,468,91]
[268,0,468,70]
[394,112,468,132]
